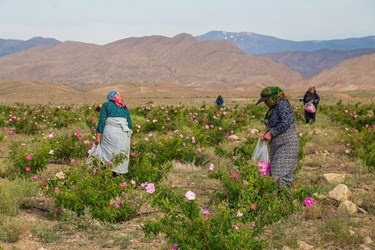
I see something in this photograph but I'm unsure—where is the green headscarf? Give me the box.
[259,87,287,121]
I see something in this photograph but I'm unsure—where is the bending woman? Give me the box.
[256,87,300,187]
[95,90,132,175]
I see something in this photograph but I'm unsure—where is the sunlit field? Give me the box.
[0,95,374,249]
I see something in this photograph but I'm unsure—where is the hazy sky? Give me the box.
[1,0,374,44]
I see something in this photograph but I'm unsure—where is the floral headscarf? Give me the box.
[258,87,287,121]
[107,90,126,108]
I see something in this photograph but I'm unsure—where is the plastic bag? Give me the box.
[304,102,316,113]
[251,138,270,176]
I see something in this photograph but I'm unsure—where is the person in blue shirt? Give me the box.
[215,95,224,106]
[95,90,132,176]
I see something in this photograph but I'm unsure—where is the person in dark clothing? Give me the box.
[215,95,224,106]
[303,87,320,124]
[256,87,300,187]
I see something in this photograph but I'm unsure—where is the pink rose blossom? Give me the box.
[56,207,61,213]
[231,172,238,179]
[172,243,178,250]
[146,183,156,194]
[54,187,61,193]
[140,182,148,189]
[93,169,97,175]
[205,125,209,129]
[119,182,126,188]
[48,133,54,139]
[185,191,196,200]
[201,209,210,215]
[31,175,38,181]
[25,166,31,172]
[304,197,314,207]
[130,180,136,185]
[25,155,32,161]
[345,149,351,154]
[131,151,137,157]
[250,204,257,210]
[84,140,90,145]
[236,211,243,217]
[209,163,215,171]
[41,179,47,185]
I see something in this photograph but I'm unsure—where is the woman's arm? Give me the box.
[269,101,295,137]
[125,108,132,129]
[95,103,108,144]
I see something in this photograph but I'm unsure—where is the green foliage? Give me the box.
[0,179,39,216]
[144,163,314,249]
[144,186,267,249]
[9,142,49,177]
[46,156,141,222]
[0,219,26,243]
[320,103,375,172]
[49,130,92,161]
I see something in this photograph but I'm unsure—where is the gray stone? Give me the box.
[297,241,314,250]
[228,135,239,142]
[322,173,346,184]
[327,184,352,201]
[337,200,358,215]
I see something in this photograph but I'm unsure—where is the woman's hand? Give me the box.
[261,131,272,142]
[95,133,102,145]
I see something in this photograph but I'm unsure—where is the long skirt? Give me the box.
[269,124,300,187]
[100,117,132,174]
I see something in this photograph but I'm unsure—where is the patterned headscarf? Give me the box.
[258,87,287,121]
[107,90,126,108]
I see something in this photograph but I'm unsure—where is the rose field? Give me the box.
[0,98,374,250]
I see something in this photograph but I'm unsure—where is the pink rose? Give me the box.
[231,172,238,179]
[185,191,196,201]
[201,209,210,215]
[304,197,314,207]
[25,155,32,161]
[146,183,155,194]
[25,166,31,172]
[209,163,215,171]
[54,187,61,193]
[119,182,126,188]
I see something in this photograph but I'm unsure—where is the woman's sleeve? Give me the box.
[125,109,132,130]
[269,101,295,137]
[315,92,320,101]
[96,103,108,133]
[303,93,308,104]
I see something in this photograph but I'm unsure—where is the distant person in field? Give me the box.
[95,103,102,112]
[215,95,224,106]
[95,90,133,177]
[303,86,320,124]
[256,86,300,187]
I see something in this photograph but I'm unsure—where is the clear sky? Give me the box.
[1,0,374,45]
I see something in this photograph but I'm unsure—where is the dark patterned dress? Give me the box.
[268,99,300,186]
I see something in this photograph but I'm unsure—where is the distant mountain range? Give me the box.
[259,48,375,78]
[0,32,374,91]
[0,34,301,89]
[0,37,61,57]
[196,31,375,55]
